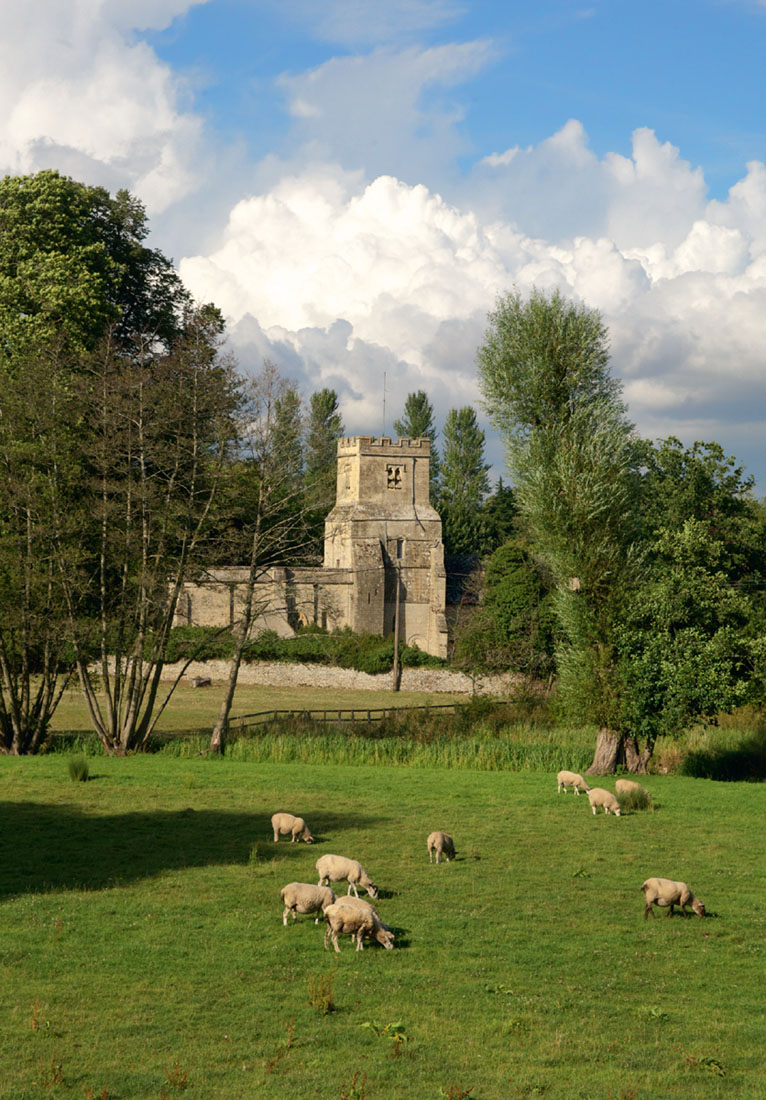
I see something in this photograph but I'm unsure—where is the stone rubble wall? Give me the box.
[160,659,515,697]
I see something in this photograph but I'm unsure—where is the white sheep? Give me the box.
[271,812,314,844]
[279,882,336,925]
[316,854,379,899]
[323,901,394,953]
[427,831,456,863]
[557,770,591,795]
[332,895,395,946]
[641,877,706,920]
[615,778,651,799]
[587,787,621,816]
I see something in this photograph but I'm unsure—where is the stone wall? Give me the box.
[160,659,515,696]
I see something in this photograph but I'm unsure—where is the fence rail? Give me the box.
[227,701,499,732]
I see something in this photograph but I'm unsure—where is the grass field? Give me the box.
[1,752,764,1099]
[47,680,470,736]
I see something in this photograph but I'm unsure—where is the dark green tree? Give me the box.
[0,169,189,359]
[394,389,440,497]
[481,478,517,553]
[273,384,305,488]
[616,520,760,761]
[439,406,490,558]
[452,539,555,679]
[304,388,344,555]
[0,342,79,753]
[50,310,240,755]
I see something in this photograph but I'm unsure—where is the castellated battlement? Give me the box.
[338,435,431,455]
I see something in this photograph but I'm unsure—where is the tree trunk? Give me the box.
[585,728,651,775]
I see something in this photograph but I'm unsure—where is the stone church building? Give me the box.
[176,435,449,658]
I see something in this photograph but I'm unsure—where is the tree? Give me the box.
[209,362,314,753]
[273,385,305,488]
[304,388,344,555]
[394,389,441,497]
[439,406,490,558]
[452,540,556,681]
[478,288,645,772]
[616,520,760,760]
[51,310,239,755]
[0,342,78,753]
[481,478,517,553]
[639,436,766,586]
[0,169,189,359]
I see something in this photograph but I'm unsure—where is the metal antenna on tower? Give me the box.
[382,371,386,436]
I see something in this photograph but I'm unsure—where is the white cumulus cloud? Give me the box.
[0,0,208,212]
[181,124,766,488]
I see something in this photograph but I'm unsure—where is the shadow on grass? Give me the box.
[0,802,312,901]
[681,730,766,781]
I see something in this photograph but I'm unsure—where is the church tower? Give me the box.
[324,436,448,658]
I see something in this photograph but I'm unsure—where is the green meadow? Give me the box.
[1,748,764,1100]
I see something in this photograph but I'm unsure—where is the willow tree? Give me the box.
[478,288,645,772]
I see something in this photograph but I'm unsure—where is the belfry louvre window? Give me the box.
[386,464,403,489]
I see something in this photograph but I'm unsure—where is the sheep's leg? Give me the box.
[282,907,290,926]
[644,903,654,920]
[574,787,579,795]
[332,931,341,954]
[349,882,359,898]
[273,830,279,842]
[324,926,331,950]
[355,931,364,952]
[667,904,674,917]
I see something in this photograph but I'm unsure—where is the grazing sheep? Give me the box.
[323,901,394,953]
[279,882,336,925]
[316,854,379,899]
[271,812,314,844]
[557,770,591,795]
[587,788,621,816]
[641,877,706,920]
[615,778,642,796]
[333,895,395,946]
[427,831,456,863]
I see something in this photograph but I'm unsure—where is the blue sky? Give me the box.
[147,0,766,201]
[2,0,765,491]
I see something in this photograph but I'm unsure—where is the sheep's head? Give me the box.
[365,882,379,900]
[374,927,395,950]
[613,807,621,816]
[302,830,314,844]
[692,897,706,917]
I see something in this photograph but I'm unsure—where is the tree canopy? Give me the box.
[0,170,189,358]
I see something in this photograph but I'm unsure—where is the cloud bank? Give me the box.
[179,125,766,487]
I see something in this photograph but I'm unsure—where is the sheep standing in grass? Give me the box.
[641,878,706,919]
[271,812,314,844]
[587,788,621,816]
[316,854,379,899]
[427,831,456,863]
[333,895,395,947]
[323,901,394,953]
[279,883,336,925]
[557,770,591,795]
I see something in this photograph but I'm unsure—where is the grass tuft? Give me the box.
[617,786,653,813]
[67,755,90,782]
